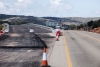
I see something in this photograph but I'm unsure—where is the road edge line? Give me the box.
[63,31,73,67]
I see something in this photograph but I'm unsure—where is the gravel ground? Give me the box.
[0,48,43,67]
[0,23,55,67]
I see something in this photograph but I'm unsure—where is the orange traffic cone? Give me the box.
[41,47,50,67]
[56,36,59,41]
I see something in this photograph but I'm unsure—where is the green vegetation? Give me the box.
[0,21,10,24]
[0,21,28,25]
[76,19,100,30]
[62,24,77,30]
[13,22,28,25]
[69,24,77,29]
[87,19,100,29]
[77,24,86,30]
[0,24,4,30]
[87,20,93,27]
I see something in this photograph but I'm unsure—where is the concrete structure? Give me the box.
[46,21,57,28]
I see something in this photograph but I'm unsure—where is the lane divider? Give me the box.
[76,31,100,43]
[63,31,73,67]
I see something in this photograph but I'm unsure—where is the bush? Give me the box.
[0,24,3,30]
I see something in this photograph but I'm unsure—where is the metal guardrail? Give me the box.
[3,23,9,32]
[33,24,53,31]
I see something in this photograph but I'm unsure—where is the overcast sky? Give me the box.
[0,0,100,17]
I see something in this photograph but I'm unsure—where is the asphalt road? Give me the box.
[0,24,54,67]
[64,30,100,67]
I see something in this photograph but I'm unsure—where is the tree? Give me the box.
[97,19,100,27]
[77,25,81,30]
[92,21,98,28]
[87,20,93,27]
[69,24,76,30]
[0,24,3,30]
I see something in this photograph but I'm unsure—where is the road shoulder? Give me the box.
[49,36,68,67]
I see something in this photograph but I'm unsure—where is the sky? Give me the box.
[0,0,100,17]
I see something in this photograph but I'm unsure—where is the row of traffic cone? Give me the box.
[41,29,61,67]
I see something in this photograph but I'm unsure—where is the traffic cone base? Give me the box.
[41,48,50,67]
[41,65,50,67]
[56,36,59,41]
[42,60,48,66]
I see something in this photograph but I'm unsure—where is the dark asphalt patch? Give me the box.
[0,34,9,40]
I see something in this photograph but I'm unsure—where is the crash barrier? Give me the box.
[33,24,53,32]
[41,47,50,67]
[3,23,9,32]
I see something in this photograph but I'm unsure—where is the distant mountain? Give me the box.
[42,17,100,24]
[0,14,47,25]
[0,14,100,25]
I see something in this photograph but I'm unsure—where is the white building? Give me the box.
[46,21,57,28]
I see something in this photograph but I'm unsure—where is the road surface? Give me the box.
[0,24,54,67]
[64,30,100,67]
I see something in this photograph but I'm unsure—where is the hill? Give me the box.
[0,14,100,25]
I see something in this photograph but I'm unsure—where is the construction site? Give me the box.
[0,23,55,67]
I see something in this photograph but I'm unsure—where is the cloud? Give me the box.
[18,0,24,3]
[0,0,73,17]
[50,0,72,9]
[23,12,34,16]
[0,1,10,14]
[49,0,72,16]
[16,0,34,8]
[50,0,61,5]
[0,1,20,14]
[32,0,73,17]
[0,1,5,9]
[95,10,100,14]
[0,0,35,15]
